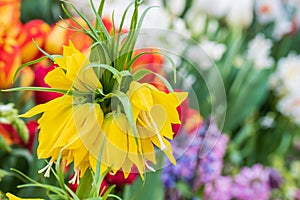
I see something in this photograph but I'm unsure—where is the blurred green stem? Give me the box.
[222,29,243,82]
[228,61,252,97]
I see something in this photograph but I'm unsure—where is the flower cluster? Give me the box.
[2,0,300,199]
[204,164,282,200]
[270,53,300,124]
[0,0,51,89]
[161,118,228,194]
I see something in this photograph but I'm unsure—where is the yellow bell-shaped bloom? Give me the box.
[123,81,188,176]
[20,42,103,180]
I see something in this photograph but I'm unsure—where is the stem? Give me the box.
[76,169,94,199]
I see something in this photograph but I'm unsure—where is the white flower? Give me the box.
[165,0,186,16]
[273,19,293,40]
[186,40,226,69]
[67,0,99,20]
[142,0,170,29]
[246,34,274,70]
[278,94,300,125]
[200,40,227,62]
[67,0,134,26]
[226,0,254,28]
[185,10,207,35]
[255,0,284,24]
[0,104,14,113]
[192,0,231,18]
[272,53,300,95]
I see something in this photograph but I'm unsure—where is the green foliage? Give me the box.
[21,0,65,24]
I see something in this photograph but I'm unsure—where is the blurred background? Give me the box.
[1,0,300,199]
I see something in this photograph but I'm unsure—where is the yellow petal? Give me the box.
[6,193,44,200]
[19,96,68,118]
[44,67,73,90]
[129,81,153,112]
[151,91,188,124]
[103,114,128,173]
[151,136,176,165]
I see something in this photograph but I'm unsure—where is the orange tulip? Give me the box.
[0,36,21,89]
[0,0,21,37]
[17,20,50,63]
[183,108,203,134]
[45,18,92,54]
[132,48,167,91]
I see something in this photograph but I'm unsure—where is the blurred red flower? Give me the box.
[44,18,92,54]
[33,61,62,104]
[0,36,21,89]
[105,170,138,187]
[25,120,38,152]
[17,19,50,63]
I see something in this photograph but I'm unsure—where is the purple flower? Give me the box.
[161,117,229,191]
[204,176,233,200]
[295,189,300,200]
[268,169,283,189]
[232,164,271,200]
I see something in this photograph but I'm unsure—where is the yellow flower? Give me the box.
[20,42,104,180]
[116,81,187,176]
[20,42,188,180]
[97,80,188,178]
[6,193,44,200]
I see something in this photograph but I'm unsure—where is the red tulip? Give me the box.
[0,0,21,37]
[44,18,92,54]
[105,170,138,188]
[0,123,22,146]
[131,48,169,93]
[183,108,203,134]
[25,120,38,152]
[172,95,189,137]
[17,19,50,63]
[33,61,62,104]
[0,36,21,89]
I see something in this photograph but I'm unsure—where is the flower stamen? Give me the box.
[38,161,53,178]
[145,160,156,172]
[142,111,167,150]
[68,169,80,185]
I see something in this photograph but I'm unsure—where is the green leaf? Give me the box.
[119,72,133,93]
[175,181,192,198]
[13,118,29,144]
[86,63,121,82]
[89,0,111,40]
[224,69,271,131]
[101,185,116,199]
[0,134,11,152]
[0,169,9,181]
[13,56,48,82]
[132,69,152,81]
[111,90,137,137]
[132,69,174,92]
[1,87,70,95]
[123,171,164,200]
[91,137,110,197]
[76,169,93,199]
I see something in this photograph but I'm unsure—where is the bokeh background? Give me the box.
[1,0,300,199]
